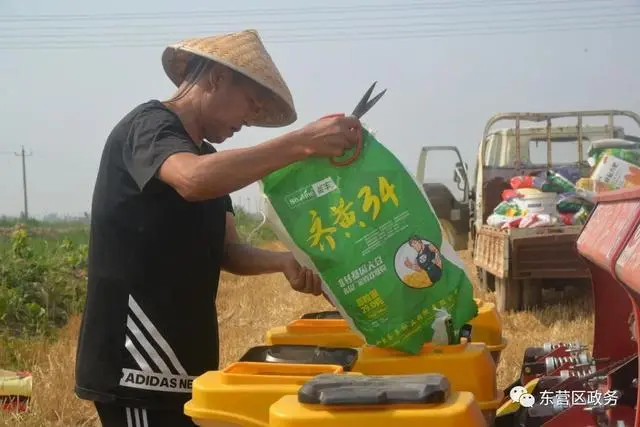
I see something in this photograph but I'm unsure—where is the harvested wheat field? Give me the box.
[0,245,594,427]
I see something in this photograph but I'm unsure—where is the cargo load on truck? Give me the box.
[485,139,640,231]
[486,166,594,230]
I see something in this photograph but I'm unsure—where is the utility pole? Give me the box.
[15,146,32,220]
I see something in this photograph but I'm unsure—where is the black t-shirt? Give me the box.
[416,248,435,270]
[416,246,442,283]
[75,100,233,410]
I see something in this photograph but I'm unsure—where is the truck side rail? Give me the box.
[481,110,640,167]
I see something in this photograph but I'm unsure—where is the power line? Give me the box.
[3,9,639,38]
[2,2,636,30]
[5,16,639,42]
[1,20,638,50]
[0,0,621,21]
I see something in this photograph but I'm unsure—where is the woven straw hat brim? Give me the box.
[162,30,297,128]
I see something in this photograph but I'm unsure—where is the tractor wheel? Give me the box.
[495,277,522,312]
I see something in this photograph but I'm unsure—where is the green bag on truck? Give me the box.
[260,128,478,354]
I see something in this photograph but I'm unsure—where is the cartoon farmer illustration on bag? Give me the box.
[404,235,444,285]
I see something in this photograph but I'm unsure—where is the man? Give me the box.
[404,236,444,284]
[74,29,361,427]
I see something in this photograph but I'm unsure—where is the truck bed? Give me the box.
[473,224,590,280]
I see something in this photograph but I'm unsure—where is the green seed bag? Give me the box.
[260,129,478,354]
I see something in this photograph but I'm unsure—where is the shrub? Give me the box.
[0,225,88,337]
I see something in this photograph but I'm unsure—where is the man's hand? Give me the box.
[298,116,361,158]
[223,214,322,296]
[404,257,413,269]
[281,253,323,296]
[404,256,420,272]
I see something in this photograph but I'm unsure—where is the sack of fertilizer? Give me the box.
[260,127,478,354]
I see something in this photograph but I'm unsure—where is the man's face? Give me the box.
[409,240,423,252]
[199,69,264,144]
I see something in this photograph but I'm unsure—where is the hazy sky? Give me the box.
[1,0,639,217]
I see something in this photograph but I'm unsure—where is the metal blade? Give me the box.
[351,81,378,118]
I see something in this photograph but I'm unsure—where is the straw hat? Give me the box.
[162,29,296,127]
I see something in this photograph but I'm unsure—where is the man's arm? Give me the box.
[156,116,361,202]
[221,212,289,275]
[159,133,308,202]
[428,244,443,268]
[223,213,326,297]
[404,257,421,272]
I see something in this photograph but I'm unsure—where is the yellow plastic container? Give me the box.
[266,299,506,364]
[469,299,507,365]
[265,319,364,348]
[352,342,502,425]
[184,362,350,427]
[269,392,488,427]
